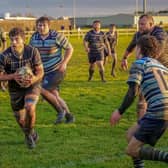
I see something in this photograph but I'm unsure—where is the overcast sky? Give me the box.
[0,0,167,17]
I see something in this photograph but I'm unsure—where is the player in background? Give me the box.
[104,24,118,77]
[0,27,44,149]
[0,27,7,91]
[121,14,168,70]
[30,16,75,124]
[83,20,111,82]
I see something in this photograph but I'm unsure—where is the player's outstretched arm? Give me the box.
[110,82,139,126]
[121,50,130,70]
[110,110,122,126]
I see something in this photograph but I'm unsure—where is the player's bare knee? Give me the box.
[14,112,25,126]
[14,112,20,122]
[126,129,134,142]
[25,104,35,113]
[126,146,139,158]
[125,131,131,142]
[126,146,134,157]
[19,119,25,127]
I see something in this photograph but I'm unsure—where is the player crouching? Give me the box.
[0,27,44,149]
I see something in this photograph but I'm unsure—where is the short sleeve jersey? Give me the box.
[106,31,117,49]
[84,30,107,53]
[0,45,42,91]
[127,57,168,120]
[30,30,72,74]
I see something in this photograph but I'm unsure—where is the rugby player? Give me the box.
[0,27,44,149]
[83,20,111,82]
[30,16,75,124]
[111,35,168,167]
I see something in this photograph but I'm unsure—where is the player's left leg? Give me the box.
[24,86,40,148]
[126,123,140,143]
[111,50,117,77]
[96,51,106,82]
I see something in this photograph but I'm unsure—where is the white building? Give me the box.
[3,12,36,20]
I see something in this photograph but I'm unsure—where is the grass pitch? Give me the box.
[0,35,167,168]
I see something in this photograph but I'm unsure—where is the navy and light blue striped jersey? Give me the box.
[30,30,72,74]
[127,57,168,120]
[84,30,107,53]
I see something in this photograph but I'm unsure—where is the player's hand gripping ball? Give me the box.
[16,66,33,88]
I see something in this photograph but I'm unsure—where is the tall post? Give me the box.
[73,0,76,29]
[143,0,147,14]
[135,0,139,31]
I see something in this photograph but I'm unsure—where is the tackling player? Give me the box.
[111,35,168,167]
[121,14,168,120]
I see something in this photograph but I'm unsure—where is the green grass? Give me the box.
[0,35,167,168]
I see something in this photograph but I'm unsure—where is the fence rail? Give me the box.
[4,28,137,40]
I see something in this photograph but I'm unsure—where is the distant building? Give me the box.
[71,13,168,28]
[3,12,36,20]
[0,13,71,32]
[71,14,134,28]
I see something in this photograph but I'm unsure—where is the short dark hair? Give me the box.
[137,35,159,58]
[139,14,154,24]
[109,24,116,28]
[93,20,101,24]
[9,27,25,39]
[36,16,50,25]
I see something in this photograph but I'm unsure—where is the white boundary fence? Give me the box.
[4,28,137,40]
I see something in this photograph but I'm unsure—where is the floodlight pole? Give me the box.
[73,0,76,29]
[143,0,147,14]
[135,0,139,31]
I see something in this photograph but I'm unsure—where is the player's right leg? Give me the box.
[88,63,95,81]
[10,91,27,133]
[50,89,75,124]
[126,123,144,168]
[88,53,96,82]
[129,118,168,163]
[41,71,68,124]
[10,91,35,149]
[96,51,106,82]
